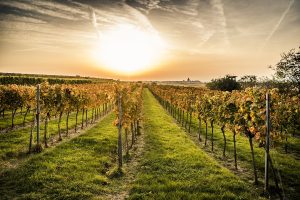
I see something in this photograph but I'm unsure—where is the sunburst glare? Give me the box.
[93,24,166,75]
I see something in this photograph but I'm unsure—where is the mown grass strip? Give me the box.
[0,113,118,199]
[128,89,262,200]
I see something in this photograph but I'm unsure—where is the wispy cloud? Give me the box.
[260,0,295,51]
[88,7,100,38]
[12,46,54,52]
[210,0,230,48]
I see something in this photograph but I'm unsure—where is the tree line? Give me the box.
[0,76,94,85]
[207,46,300,94]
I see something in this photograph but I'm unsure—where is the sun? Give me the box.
[93,24,166,75]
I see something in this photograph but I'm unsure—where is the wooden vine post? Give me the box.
[265,92,270,192]
[264,92,282,199]
[117,92,123,169]
[34,84,42,152]
[37,84,40,144]
[264,92,271,191]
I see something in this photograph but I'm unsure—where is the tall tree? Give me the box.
[273,46,300,93]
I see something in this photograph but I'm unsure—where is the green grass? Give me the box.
[283,135,300,157]
[166,101,300,199]
[128,89,262,200]
[0,113,118,200]
[0,110,34,129]
[0,107,105,173]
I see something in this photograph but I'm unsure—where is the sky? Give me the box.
[0,0,299,81]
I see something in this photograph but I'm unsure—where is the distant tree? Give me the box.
[207,75,241,92]
[187,77,191,82]
[272,46,300,93]
[259,77,291,93]
[239,75,257,89]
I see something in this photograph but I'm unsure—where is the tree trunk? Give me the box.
[134,120,138,138]
[58,111,63,141]
[103,104,105,116]
[292,120,296,137]
[66,111,70,136]
[173,106,175,118]
[182,111,185,127]
[211,120,214,152]
[180,109,182,123]
[221,125,226,157]
[118,126,122,169]
[75,107,79,132]
[198,117,202,142]
[44,115,49,148]
[28,114,35,153]
[285,132,288,153]
[131,122,134,148]
[188,112,192,133]
[125,128,129,155]
[137,120,140,135]
[93,108,95,122]
[249,136,258,185]
[11,108,17,128]
[85,109,88,127]
[81,109,84,129]
[23,107,30,126]
[185,111,188,129]
[233,131,237,170]
[205,121,208,146]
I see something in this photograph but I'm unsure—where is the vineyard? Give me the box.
[0,81,299,199]
[148,84,300,199]
[1,0,299,198]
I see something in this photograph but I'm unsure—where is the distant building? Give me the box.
[226,75,237,81]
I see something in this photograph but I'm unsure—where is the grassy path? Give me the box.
[127,89,262,199]
[0,113,118,199]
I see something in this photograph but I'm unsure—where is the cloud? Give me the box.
[0,0,299,56]
[88,6,100,38]
[260,0,295,51]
